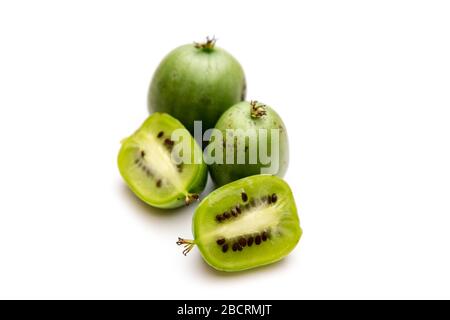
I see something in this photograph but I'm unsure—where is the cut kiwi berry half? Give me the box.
[118,112,207,209]
[177,175,302,271]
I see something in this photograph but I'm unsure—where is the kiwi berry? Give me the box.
[177,175,302,271]
[148,37,246,134]
[118,113,207,209]
[208,100,289,187]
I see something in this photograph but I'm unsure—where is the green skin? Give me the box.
[178,175,302,272]
[148,42,246,134]
[118,113,207,209]
[208,101,289,187]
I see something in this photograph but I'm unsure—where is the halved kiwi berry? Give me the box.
[177,175,302,271]
[118,113,207,209]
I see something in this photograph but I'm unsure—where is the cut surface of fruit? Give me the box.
[118,113,207,209]
[177,175,302,271]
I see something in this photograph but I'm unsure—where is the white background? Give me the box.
[0,0,449,299]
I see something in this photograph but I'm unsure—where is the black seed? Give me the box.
[262,232,268,241]
[156,179,162,188]
[232,243,238,251]
[231,209,237,217]
[223,212,230,219]
[267,195,272,204]
[236,206,241,214]
[216,238,225,245]
[164,138,174,146]
[255,235,261,245]
[250,199,256,207]
[247,236,254,246]
[216,215,223,222]
[238,237,247,247]
[241,192,248,202]
[238,245,243,251]
[157,131,164,138]
[261,195,268,203]
[222,244,228,253]
[141,150,145,158]
[271,193,277,203]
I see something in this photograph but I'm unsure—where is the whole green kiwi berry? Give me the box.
[148,37,246,134]
[207,101,289,187]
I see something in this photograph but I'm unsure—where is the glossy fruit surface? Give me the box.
[148,38,246,134]
[118,113,207,209]
[208,101,289,187]
[177,175,302,272]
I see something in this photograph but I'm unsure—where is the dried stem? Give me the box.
[185,193,199,206]
[176,238,196,256]
[194,36,217,50]
[250,100,267,118]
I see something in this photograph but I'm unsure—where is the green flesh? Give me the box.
[118,113,207,209]
[148,43,246,134]
[208,101,289,187]
[193,175,301,271]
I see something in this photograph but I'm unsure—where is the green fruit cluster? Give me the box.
[118,37,301,272]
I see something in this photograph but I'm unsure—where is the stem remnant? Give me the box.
[250,100,267,118]
[185,193,200,206]
[194,36,217,50]
[176,238,196,256]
